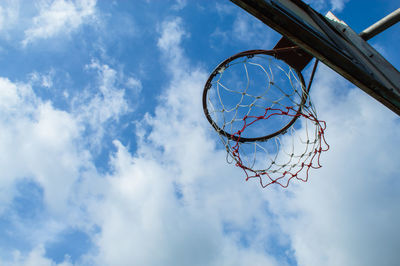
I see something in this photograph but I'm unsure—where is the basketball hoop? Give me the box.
[203,48,329,188]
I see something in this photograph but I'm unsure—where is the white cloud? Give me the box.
[329,0,349,11]
[171,0,187,11]
[125,76,142,95]
[215,3,236,16]
[306,0,349,12]
[157,18,185,50]
[157,17,188,69]
[0,76,87,215]
[0,59,134,213]
[0,0,20,34]
[0,74,105,266]
[6,246,73,266]
[233,14,253,41]
[22,0,97,46]
[210,11,276,49]
[0,77,26,111]
[29,70,54,88]
[74,60,129,149]
[0,60,131,263]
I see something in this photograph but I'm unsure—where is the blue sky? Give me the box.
[0,0,399,265]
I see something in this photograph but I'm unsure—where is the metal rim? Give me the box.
[202,49,309,143]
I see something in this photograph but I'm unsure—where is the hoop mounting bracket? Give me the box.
[273,36,313,71]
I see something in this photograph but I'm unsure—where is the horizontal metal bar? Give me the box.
[359,8,400,40]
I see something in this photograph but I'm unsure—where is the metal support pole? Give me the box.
[359,8,400,41]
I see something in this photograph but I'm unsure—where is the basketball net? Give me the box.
[203,50,329,188]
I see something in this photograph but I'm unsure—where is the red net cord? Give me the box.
[230,106,329,188]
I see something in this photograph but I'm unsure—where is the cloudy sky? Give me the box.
[0,0,399,265]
